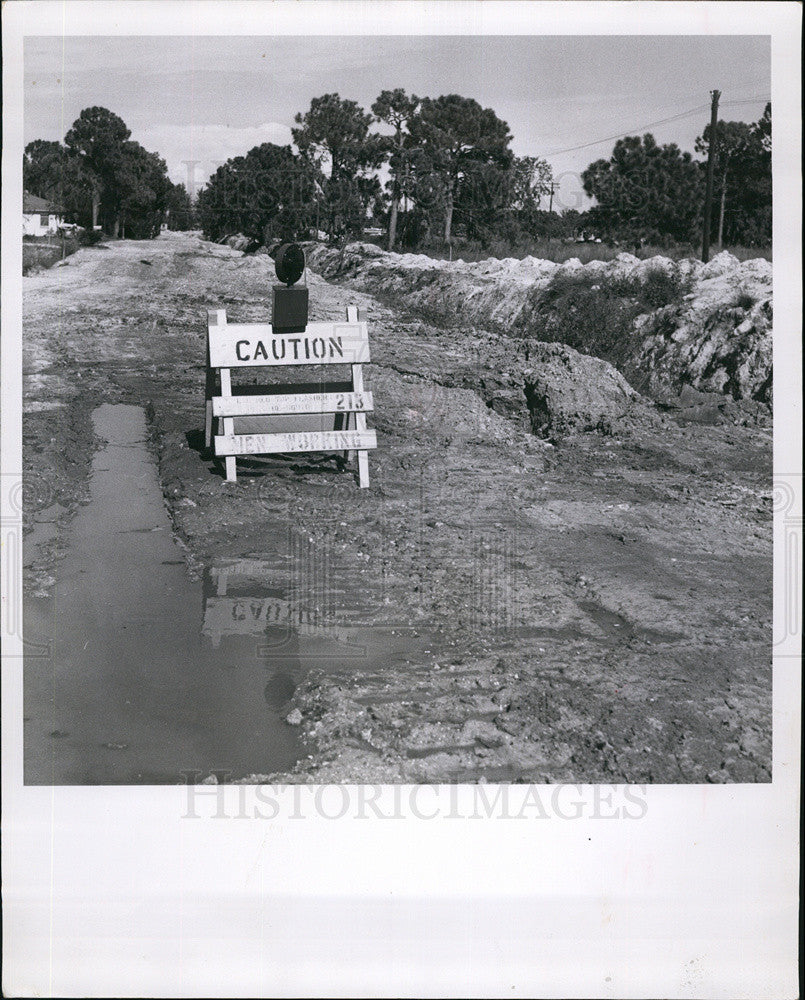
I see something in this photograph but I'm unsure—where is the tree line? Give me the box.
[24,98,771,250]
[197,91,771,251]
[196,91,554,251]
[24,107,193,239]
[582,102,771,248]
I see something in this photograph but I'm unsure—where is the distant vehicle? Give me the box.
[574,230,603,244]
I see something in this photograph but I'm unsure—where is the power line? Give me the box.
[544,95,770,157]
[721,97,771,107]
[544,105,707,155]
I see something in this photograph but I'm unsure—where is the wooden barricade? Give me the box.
[204,305,376,487]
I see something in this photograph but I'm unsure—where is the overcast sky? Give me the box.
[24,34,770,209]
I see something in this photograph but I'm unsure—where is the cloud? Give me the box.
[133,121,294,193]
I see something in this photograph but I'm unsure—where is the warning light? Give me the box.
[274,243,306,286]
[272,243,308,333]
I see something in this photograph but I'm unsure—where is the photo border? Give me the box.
[2,3,801,997]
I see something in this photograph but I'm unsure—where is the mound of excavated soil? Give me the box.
[307,243,772,405]
[522,342,644,438]
[633,288,773,404]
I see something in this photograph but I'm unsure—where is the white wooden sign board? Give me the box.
[204,305,377,486]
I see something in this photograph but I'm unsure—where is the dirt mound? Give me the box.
[633,280,773,404]
[374,369,519,446]
[522,342,645,438]
[307,243,772,404]
[222,233,251,252]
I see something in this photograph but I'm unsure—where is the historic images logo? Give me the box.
[1,471,54,657]
[773,474,802,656]
[180,779,650,822]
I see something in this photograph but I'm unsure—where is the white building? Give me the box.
[23,192,63,237]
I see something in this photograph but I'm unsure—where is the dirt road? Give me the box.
[22,231,772,783]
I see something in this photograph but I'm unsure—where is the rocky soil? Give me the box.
[21,231,772,783]
[307,242,773,406]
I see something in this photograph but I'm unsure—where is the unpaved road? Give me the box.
[22,231,772,783]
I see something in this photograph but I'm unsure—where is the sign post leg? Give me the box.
[356,448,370,488]
[351,362,369,489]
[204,362,216,449]
[206,309,226,451]
[220,367,237,482]
[204,401,213,450]
[346,307,370,488]
[343,410,355,465]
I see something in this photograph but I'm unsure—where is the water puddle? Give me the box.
[446,763,528,783]
[577,599,683,646]
[24,403,418,784]
[577,599,632,636]
[406,743,477,760]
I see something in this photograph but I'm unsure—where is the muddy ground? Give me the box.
[21,231,772,783]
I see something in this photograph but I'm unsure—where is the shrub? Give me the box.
[22,236,79,274]
[731,286,757,310]
[641,307,682,340]
[539,270,599,305]
[519,274,640,367]
[517,263,690,369]
[606,266,690,310]
[77,227,104,246]
[638,266,689,309]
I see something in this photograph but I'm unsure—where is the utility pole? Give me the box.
[548,181,556,213]
[702,89,721,263]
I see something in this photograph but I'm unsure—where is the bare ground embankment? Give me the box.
[307,241,773,408]
[22,231,772,783]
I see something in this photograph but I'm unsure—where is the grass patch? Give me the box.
[23,236,79,275]
[517,264,691,371]
[721,245,772,263]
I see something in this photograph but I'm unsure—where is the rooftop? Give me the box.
[23,191,62,213]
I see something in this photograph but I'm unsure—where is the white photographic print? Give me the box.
[1,2,800,997]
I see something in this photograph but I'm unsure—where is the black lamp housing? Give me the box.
[272,243,308,334]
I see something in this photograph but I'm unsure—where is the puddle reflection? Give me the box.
[24,404,428,785]
[202,557,368,659]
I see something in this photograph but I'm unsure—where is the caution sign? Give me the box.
[203,305,377,487]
